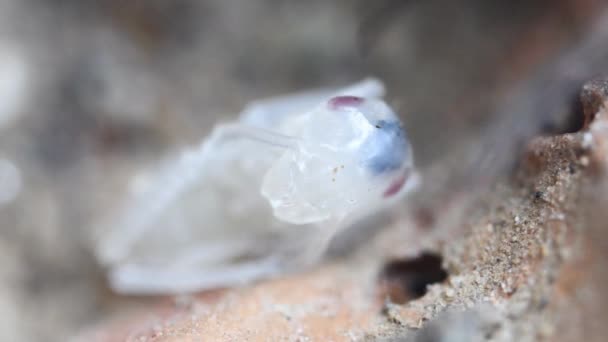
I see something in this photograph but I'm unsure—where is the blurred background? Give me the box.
[0,0,606,340]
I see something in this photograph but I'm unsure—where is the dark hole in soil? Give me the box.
[540,93,586,135]
[378,252,448,304]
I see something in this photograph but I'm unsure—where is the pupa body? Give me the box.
[95,78,415,294]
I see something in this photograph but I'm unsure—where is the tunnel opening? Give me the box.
[377,252,448,304]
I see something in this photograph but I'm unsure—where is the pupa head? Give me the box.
[261,94,414,225]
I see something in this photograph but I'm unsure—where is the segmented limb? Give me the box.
[97,123,299,265]
[109,258,282,294]
[107,221,345,294]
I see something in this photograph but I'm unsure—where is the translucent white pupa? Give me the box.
[95,78,415,294]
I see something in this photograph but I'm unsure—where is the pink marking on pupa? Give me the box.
[327,96,364,110]
[383,170,410,198]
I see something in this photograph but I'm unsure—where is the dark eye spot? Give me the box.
[383,170,409,198]
[327,96,364,110]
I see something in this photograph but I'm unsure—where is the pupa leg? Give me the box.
[167,239,276,268]
[239,78,385,128]
[271,223,342,271]
[109,228,338,294]
[296,229,336,268]
[109,258,282,295]
[97,123,298,265]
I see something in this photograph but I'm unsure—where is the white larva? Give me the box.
[95,78,415,294]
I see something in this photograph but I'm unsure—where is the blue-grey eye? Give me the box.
[361,120,409,174]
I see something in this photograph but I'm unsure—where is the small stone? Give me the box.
[581,78,608,125]
[582,132,593,149]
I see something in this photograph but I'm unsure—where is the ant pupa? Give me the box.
[95,78,416,294]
